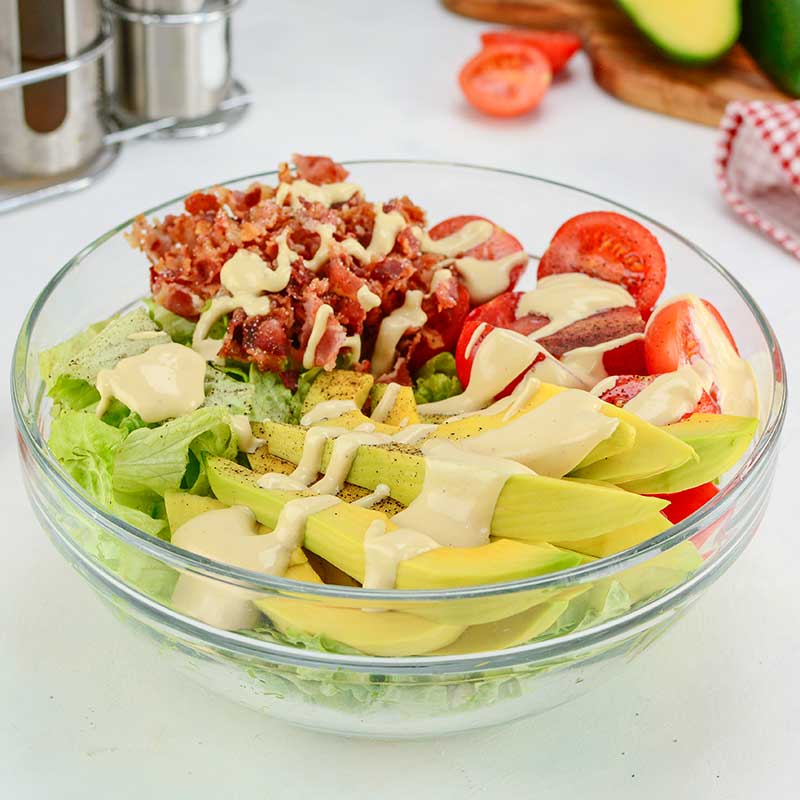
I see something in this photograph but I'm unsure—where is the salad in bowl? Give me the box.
[15,157,782,736]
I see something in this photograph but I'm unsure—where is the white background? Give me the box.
[1,2,798,797]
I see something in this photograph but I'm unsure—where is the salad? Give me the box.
[40,155,760,658]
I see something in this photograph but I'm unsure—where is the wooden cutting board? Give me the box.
[443,0,792,126]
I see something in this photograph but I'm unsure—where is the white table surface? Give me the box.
[2,2,798,797]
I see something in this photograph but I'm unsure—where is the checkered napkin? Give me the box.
[716,100,800,259]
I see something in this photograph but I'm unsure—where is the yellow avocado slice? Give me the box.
[555,513,672,559]
[254,422,667,541]
[301,369,373,415]
[431,599,571,655]
[370,383,421,427]
[253,597,465,656]
[620,413,758,494]
[616,541,702,604]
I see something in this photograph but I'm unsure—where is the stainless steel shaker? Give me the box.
[0,0,110,178]
[106,0,242,125]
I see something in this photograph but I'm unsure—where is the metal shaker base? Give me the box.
[112,79,251,141]
[0,142,121,215]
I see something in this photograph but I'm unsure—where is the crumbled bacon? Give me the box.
[293,154,350,185]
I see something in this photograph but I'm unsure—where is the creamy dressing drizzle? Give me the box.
[443,251,529,305]
[464,322,488,360]
[192,294,271,362]
[302,303,334,369]
[356,283,382,311]
[230,414,266,453]
[459,389,619,477]
[341,204,407,264]
[362,519,440,590]
[647,294,759,418]
[300,399,358,426]
[353,483,391,509]
[275,179,361,208]
[418,327,544,415]
[370,290,427,376]
[412,219,493,256]
[311,431,392,495]
[389,423,438,445]
[516,274,636,337]
[559,332,646,387]
[127,330,163,341]
[430,267,454,292]
[392,439,532,547]
[95,342,206,423]
[370,382,402,423]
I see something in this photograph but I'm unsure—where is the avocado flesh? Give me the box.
[206,458,583,593]
[301,369,373,415]
[615,541,702,604]
[555,513,672,558]
[254,421,668,541]
[431,599,572,655]
[370,383,421,426]
[253,597,466,657]
[620,414,758,495]
[618,0,740,63]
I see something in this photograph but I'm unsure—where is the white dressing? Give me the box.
[257,473,308,491]
[464,322,488,360]
[459,390,619,477]
[95,342,205,423]
[302,303,334,369]
[230,414,266,453]
[516,274,636,338]
[341,204,407,264]
[559,332,645,387]
[341,333,362,362]
[192,293,271,362]
[389,423,438,445]
[362,519,440,590]
[429,267,454,292]
[275,179,361,208]
[357,283,382,311]
[418,327,543,415]
[413,219,493,256]
[370,382,402,423]
[392,439,532,547]
[648,294,759,418]
[222,249,285,295]
[445,251,528,304]
[287,425,346,485]
[311,431,392,495]
[300,399,358,427]
[353,483,391,509]
[370,290,427,376]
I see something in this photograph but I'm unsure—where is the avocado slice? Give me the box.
[555,513,672,558]
[620,413,758,495]
[616,541,702,604]
[618,0,740,64]
[430,599,572,655]
[254,421,668,541]
[743,1,800,97]
[370,383,421,426]
[254,597,466,656]
[301,369,373,414]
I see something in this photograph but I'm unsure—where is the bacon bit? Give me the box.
[293,154,350,185]
[386,196,427,226]
[376,357,413,386]
[431,271,460,310]
[185,192,220,215]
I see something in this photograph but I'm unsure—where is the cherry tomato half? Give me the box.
[537,211,667,318]
[480,30,581,74]
[595,374,720,419]
[459,44,551,118]
[650,483,719,525]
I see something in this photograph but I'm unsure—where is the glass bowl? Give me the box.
[12,161,787,738]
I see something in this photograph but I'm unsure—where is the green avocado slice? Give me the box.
[619,413,758,494]
[618,0,741,64]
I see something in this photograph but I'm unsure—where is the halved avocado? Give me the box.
[620,413,758,495]
[618,0,741,64]
[255,422,668,540]
[370,383,421,426]
[301,369,373,414]
[254,597,465,656]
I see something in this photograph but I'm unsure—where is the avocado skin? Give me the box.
[743,0,800,96]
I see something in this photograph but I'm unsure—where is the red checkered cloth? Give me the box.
[716,100,800,259]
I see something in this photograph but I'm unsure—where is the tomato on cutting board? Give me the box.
[480,30,582,74]
[644,297,738,375]
[459,44,552,117]
[537,211,667,318]
[595,374,720,418]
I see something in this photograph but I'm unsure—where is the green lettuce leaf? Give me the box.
[413,352,463,405]
[112,406,237,504]
[145,298,196,346]
[287,367,321,424]
[39,317,112,389]
[250,364,294,423]
[204,365,254,416]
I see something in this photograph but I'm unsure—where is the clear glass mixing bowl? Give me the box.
[12,161,786,738]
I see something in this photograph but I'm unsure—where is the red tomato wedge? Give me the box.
[650,483,719,525]
[459,45,551,118]
[480,30,581,74]
[595,374,720,419]
[428,215,527,304]
[644,297,738,375]
[537,212,667,317]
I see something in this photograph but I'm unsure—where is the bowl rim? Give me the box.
[11,158,788,606]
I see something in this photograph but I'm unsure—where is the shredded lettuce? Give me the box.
[204,365,254,416]
[288,368,322,424]
[144,298,196,346]
[39,317,112,388]
[413,352,463,405]
[112,406,237,504]
[250,364,294,422]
